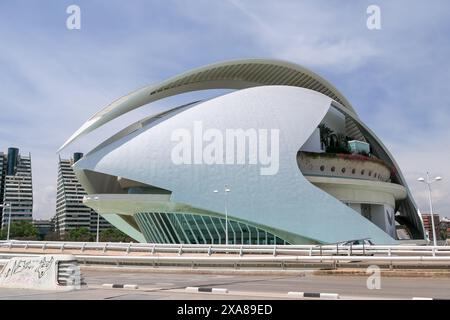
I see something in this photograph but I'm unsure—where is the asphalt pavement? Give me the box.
[0,267,448,300]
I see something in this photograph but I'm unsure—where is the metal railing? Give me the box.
[0,240,450,269]
[0,252,450,270]
[0,240,449,258]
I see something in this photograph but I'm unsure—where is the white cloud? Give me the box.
[224,0,380,71]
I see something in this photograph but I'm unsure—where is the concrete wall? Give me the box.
[0,255,80,291]
[347,203,361,215]
[362,204,396,239]
[298,152,391,182]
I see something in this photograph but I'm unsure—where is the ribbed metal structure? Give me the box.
[134,212,288,245]
[59,59,356,152]
[149,62,350,108]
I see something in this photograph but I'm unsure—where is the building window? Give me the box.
[361,170,365,175]
[341,168,346,173]
[320,165,325,171]
[331,166,335,172]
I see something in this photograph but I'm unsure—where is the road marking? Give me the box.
[185,287,229,294]
[102,283,139,289]
[288,291,339,299]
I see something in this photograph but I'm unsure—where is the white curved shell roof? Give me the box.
[74,86,397,244]
[62,58,424,241]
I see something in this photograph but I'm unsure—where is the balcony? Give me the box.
[297,151,393,182]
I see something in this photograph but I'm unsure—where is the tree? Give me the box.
[44,231,62,241]
[67,227,93,242]
[326,133,350,154]
[0,221,39,240]
[318,124,333,150]
[440,229,447,241]
[318,124,351,154]
[99,228,135,243]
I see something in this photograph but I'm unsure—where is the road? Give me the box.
[0,267,449,299]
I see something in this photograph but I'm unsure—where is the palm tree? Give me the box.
[318,124,333,150]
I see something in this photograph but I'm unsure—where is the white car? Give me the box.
[342,239,374,246]
[334,239,375,256]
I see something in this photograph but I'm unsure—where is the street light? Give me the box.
[93,196,100,242]
[0,203,11,240]
[6,202,12,241]
[1,203,13,241]
[418,173,442,246]
[14,176,26,238]
[213,185,231,245]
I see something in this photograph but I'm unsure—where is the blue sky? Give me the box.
[0,0,449,219]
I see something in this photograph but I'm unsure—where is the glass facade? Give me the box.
[134,212,289,245]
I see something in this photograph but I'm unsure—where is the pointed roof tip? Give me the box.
[56,141,69,154]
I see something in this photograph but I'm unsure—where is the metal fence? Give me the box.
[1,240,450,269]
[1,240,450,257]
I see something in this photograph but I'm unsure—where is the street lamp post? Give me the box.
[0,203,11,240]
[418,173,442,247]
[10,176,26,240]
[16,177,24,237]
[213,185,231,245]
[94,196,100,242]
[6,203,12,241]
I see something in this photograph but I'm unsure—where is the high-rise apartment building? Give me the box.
[421,213,440,242]
[55,152,111,236]
[0,153,4,208]
[0,147,33,228]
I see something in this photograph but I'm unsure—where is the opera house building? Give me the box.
[59,59,425,245]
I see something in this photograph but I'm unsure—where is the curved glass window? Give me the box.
[134,212,289,245]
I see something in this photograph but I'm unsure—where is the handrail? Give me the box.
[1,252,450,268]
[0,240,449,259]
[2,240,449,248]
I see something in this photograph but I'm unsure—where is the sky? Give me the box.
[0,0,449,220]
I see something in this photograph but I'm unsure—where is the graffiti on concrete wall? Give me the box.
[1,256,54,279]
[0,254,79,291]
[35,256,54,278]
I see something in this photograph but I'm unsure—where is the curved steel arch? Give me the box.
[59,59,356,151]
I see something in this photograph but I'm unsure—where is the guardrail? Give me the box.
[1,241,450,269]
[1,252,450,270]
[0,240,449,258]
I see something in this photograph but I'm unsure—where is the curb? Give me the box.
[314,269,450,278]
[185,287,228,294]
[102,283,139,290]
[288,291,339,300]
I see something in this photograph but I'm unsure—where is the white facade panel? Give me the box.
[74,86,398,244]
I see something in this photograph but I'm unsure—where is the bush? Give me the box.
[44,231,62,241]
[326,146,350,154]
[67,227,93,242]
[0,221,39,240]
[99,228,135,242]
